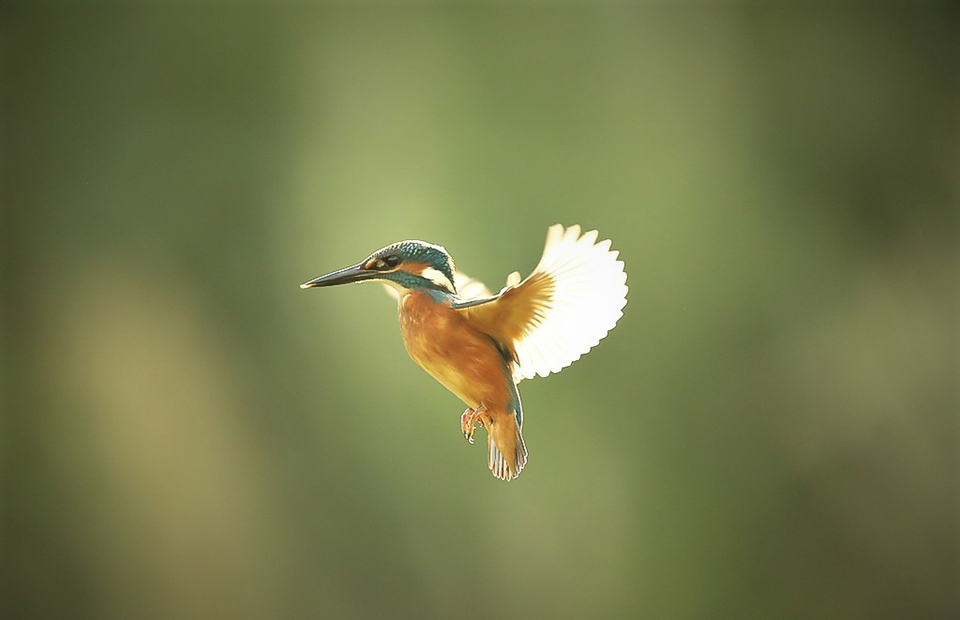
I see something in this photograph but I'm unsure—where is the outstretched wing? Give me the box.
[454,224,628,381]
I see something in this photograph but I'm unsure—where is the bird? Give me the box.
[300,224,628,481]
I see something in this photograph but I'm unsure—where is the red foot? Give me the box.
[460,408,474,442]
[460,405,487,444]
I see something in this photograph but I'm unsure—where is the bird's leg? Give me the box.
[460,405,488,444]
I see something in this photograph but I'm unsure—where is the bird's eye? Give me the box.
[383,255,402,268]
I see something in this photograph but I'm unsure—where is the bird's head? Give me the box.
[300,240,458,296]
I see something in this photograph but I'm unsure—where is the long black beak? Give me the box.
[300,262,378,289]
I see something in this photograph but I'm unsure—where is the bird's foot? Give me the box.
[460,408,474,442]
[460,405,487,444]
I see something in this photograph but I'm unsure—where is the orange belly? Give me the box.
[398,291,512,411]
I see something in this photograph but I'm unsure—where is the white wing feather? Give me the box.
[512,224,628,380]
[454,272,493,301]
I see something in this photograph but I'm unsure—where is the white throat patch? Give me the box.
[380,279,405,300]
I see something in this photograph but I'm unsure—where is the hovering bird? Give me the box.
[301,224,627,481]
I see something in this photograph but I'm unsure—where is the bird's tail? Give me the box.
[487,412,527,481]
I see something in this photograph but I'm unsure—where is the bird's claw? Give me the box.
[460,406,486,444]
[460,408,474,443]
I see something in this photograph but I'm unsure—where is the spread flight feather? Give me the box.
[455,224,628,382]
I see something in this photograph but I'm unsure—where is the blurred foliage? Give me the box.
[2,4,958,620]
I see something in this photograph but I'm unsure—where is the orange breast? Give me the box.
[398,291,513,411]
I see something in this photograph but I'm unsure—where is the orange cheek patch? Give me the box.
[403,262,428,276]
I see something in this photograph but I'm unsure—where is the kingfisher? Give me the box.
[300,224,628,481]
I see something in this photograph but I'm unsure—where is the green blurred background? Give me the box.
[3,4,958,619]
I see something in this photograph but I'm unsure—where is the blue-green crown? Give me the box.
[367,240,457,294]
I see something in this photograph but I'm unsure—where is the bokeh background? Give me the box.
[3,4,958,619]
